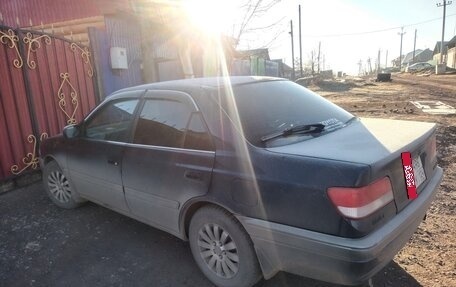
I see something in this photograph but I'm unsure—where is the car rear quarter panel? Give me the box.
[207,147,371,237]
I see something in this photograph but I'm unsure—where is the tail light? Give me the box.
[327,177,394,219]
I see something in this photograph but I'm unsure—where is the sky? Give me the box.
[210,0,456,75]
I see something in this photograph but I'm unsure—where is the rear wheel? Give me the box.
[43,161,85,209]
[189,205,262,287]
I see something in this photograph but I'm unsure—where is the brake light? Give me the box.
[327,177,394,219]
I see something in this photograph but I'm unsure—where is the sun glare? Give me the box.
[183,0,233,35]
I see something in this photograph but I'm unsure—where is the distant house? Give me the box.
[447,35,456,69]
[417,49,434,63]
[271,59,293,79]
[433,41,449,63]
[402,49,422,65]
[232,48,281,77]
[236,48,271,60]
[402,49,433,66]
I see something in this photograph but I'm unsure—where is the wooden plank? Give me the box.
[63,33,89,43]
[39,21,104,35]
[28,16,104,30]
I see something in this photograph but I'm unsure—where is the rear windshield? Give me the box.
[230,80,354,147]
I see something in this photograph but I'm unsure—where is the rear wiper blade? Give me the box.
[261,123,325,142]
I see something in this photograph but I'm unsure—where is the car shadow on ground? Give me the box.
[0,183,422,287]
[258,261,422,287]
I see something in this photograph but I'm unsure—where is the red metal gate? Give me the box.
[0,25,98,180]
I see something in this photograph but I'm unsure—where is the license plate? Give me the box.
[413,155,426,188]
[401,152,426,200]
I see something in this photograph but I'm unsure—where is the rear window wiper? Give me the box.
[261,123,325,142]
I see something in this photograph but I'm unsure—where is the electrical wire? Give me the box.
[302,13,456,38]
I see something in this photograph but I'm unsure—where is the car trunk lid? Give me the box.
[266,118,437,212]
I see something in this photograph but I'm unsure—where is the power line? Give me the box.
[302,13,456,38]
[289,20,295,80]
[398,27,406,70]
[258,27,287,49]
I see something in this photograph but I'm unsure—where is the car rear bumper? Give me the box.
[236,167,443,286]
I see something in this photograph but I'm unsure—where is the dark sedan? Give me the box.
[39,77,443,287]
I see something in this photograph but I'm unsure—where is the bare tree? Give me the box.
[231,0,284,49]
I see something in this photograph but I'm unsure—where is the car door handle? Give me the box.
[184,170,203,181]
[107,159,119,166]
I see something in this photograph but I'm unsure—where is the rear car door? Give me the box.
[122,90,215,234]
[67,93,141,212]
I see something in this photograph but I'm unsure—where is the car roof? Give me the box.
[410,62,430,66]
[110,76,284,98]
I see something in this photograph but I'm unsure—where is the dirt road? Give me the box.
[393,73,456,96]
[312,73,456,287]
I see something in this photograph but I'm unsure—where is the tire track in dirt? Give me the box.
[393,74,456,97]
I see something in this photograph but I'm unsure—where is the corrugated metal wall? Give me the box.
[0,0,131,27]
[92,15,143,97]
[151,34,179,60]
[0,26,98,180]
[0,28,35,180]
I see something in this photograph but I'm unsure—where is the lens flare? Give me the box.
[182,0,233,35]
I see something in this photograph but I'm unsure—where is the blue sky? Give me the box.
[236,0,456,74]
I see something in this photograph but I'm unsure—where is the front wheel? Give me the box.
[189,205,262,287]
[42,161,85,209]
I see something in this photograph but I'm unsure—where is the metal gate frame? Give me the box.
[0,24,98,181]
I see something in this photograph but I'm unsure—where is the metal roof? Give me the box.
[448,35,456,49]
[0,0,131,27]
[433,41,449,54]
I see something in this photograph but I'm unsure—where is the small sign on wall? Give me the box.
[110,47,128,69]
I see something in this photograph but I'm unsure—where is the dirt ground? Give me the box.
[1,73,455,287]
[310,73,456,287]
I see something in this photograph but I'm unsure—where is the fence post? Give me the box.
[16,28,40,140]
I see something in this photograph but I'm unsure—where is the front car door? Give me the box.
[122,90,215,234]
[67,92,142,213]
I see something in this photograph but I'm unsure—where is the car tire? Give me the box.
[189,205,262,287]
[42,161,85,209]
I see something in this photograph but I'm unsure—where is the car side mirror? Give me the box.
[63,124,81,139]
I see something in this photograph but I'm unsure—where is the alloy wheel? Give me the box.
[197,223,240,279]
[47,171,72,203]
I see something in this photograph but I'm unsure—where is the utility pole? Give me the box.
[398,27,406,70]
[298,5,303,78]
[412,29,417,64]
[311,50,315,75]
[289,20,295,80]
[377,49,381,72]
[367,57,372,74]
[385,50,388,68]
[357,60,363,76]
[317,41,321,74]
[436,1,453,64]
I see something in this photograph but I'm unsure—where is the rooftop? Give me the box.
[112,76,283,96]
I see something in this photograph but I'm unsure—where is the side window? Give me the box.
[85,99,138,142]
[133,99,213,150]
[134,99,190,148]
[183,113,214,151]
